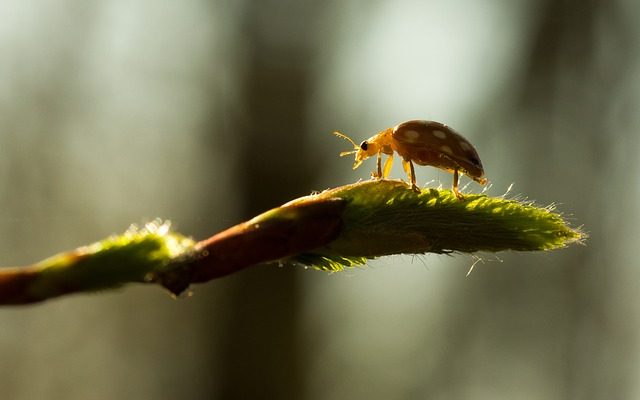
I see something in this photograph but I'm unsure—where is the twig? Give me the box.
[0,180,585,305]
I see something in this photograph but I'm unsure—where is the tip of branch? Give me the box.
[286,180,585,271]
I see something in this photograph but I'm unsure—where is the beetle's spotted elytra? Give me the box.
[334,120,487,199]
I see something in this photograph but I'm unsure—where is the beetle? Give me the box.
[334,119,487,199]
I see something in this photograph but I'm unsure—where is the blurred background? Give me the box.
[0,0,638,399]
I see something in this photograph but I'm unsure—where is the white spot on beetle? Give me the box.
[403,130,420,142]
[459,141,472,151]
[439,145,453,155]
[432,130,447,139]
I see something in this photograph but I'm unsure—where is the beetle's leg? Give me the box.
[409,161,419,192]
[382,154,393,178]
[401,159,411,181]
[375,152,382,179]
[453,169,464,200]
[402,159,420,192]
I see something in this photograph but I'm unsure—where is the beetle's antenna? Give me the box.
[333,131,359,149]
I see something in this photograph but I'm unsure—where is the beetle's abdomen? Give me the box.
[392,120,485,179]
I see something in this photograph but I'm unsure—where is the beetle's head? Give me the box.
[333,132,378,170]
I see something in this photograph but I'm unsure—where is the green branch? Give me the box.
[0,180,585,305]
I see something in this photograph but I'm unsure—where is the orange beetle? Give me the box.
[334,120,487,199]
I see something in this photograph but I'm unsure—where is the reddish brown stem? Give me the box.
[0,267,40,305]
[157,198,346,295]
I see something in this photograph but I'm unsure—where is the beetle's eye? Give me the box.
[360,141,368,151]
